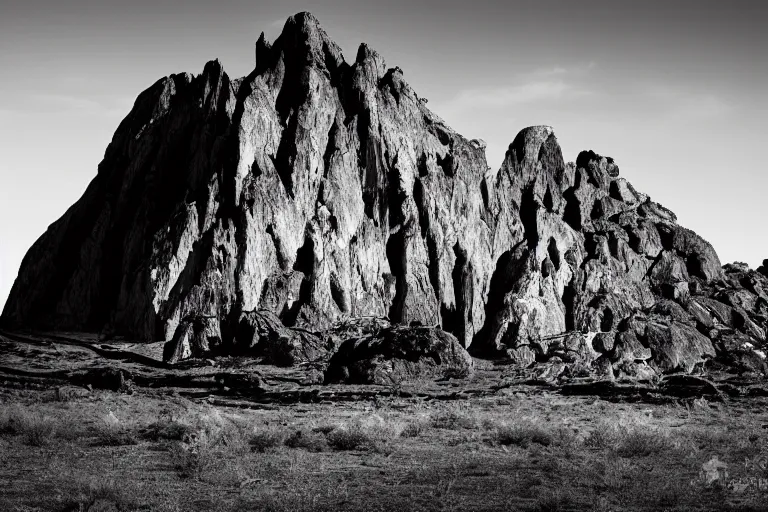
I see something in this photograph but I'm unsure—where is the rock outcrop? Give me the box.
[3,12,767,383]
[325,322,473,384]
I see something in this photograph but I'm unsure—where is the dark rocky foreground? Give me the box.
[2,329,768,405]
[2,12,767,386]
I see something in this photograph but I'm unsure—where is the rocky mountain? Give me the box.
[3,12,767,383]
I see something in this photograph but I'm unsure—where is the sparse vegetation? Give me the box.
[429,407,477,430]
[0,387,766,511]
[0,405,59,446]
[491,419,555,448]
[284,428,329,452]
[93,411,139,446]
[250,427,286,452]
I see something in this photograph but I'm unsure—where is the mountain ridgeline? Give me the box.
[3,13,767,383]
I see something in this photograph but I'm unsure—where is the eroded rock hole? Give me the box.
[436,152,455,177]
[386,231,408,323]
[547,238,561,271]
[329,273,348,313]
[590,200,603,220]
[563,188,582,231]
[562,280,577,331]
[686,254,706,280]
[609,181,622,201]
[543,187,554,213]
[601,307,614,332]
[520,185,539,249]
[481,179,490,210]
[417,152,429,177]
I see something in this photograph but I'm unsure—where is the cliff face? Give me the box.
[3,13,767,380]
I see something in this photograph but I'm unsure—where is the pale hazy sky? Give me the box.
[1,0,766,311]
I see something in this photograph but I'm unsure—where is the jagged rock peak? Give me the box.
[2,12,766,384]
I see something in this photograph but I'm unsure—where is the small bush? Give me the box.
[326,424,373,451]
[142,419,194,441]
[0,406,58,446]
[493,422,553,448]
[323,415,403,453]
[250,427,286,453]
[93,411,139,446]
[585,418,674,458]
[615,430,673,458]
[67,475,134,511]
[169,430,220,480]
[430,409,477,430]
[401,417,430,438]
[164,409,251,479]
[284,429,328,452]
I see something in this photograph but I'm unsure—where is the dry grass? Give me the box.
[93,411,140,446]
[250,426,287,452]
[284,428,329,452]
[429,407,478,430]
[0,404,61,446]
[1,387,767,511]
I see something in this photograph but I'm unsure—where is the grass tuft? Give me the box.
[284,428,329,452]
[0,405,59,446]
[250,427,286,453]
[93,411,139,446]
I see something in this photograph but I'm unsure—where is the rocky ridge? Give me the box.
[3,12,767,384]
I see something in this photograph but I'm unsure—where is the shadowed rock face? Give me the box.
[3,12,767,381]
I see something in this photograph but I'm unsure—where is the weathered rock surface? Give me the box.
[3,12,767,383]
[324,322,473,384]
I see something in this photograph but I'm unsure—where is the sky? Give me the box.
[0,0,766,311]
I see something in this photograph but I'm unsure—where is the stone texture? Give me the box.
[2,12,767,383]
[324,323,473,384]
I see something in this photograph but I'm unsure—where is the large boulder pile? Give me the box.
[3,12,766,383]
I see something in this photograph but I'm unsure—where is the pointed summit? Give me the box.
[271,11,345,73]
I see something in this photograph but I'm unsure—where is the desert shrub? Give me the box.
[615,429,673,458]
[169,429,220,479]
[165,409,251,478]
[493,422,553,448]
[430,408,477,430]
[0,405,59,446]
[326,423,373,451]
[66,475,135,511]
[250,427,286,453]
[401,416,430,438]
[142,419,194,441]
[93,411,139,446]
[284,428,328,452]
[585,417,674,458]
[324,414,403,453]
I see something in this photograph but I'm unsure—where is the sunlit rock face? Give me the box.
[3,12,766,380]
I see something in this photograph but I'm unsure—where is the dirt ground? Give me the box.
[1,330,768,511]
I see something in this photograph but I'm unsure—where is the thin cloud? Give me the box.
[439,62,596,113]
[444,80,592,112]
[20,93,133,117]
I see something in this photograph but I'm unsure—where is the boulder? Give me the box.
[231,310,328,366]
[324,324,473,384]
[163,315,221,363]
